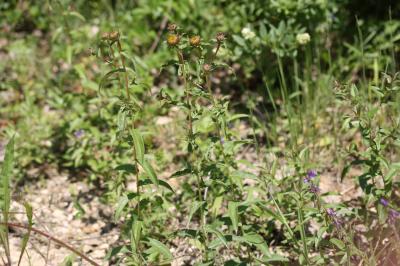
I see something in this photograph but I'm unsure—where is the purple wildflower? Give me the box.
[388,209,400,224]
[74,129,85,139]
[220,137,225,145]
[307,170,317,179]
[309,184,320,194]
[326,208,342,228]
[380,198,389,207]
[379,198,399,224]
[326,208,336,216]
[304,170,317,183]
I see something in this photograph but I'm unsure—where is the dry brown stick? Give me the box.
[1,222,100,266]
[149,16,169,54]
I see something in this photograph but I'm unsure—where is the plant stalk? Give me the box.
[176,49,193,137]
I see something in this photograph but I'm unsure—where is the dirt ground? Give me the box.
[7,172,118,266]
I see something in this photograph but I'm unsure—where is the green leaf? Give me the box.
[205,226,228,248]
[260,254,289,263]
[234,233,264,245]
[211,196,223,218]
[104,245,130,260]
[131,129,145,164]
[117,108,127,132]
[98,68,125,93]
[139,178,174,193]
[18,202,33,266]
[66,11,86,22]
[228,201,239,233]
[170,168,191,178]
[370,86,384,98]
[187,201,204,227]
[61,254,76,266]
[242,233,264,244]
[259,23,268,39]
[227,114,249,122]
[73,198,85,219]
[131,220,143,252]
[114,195,129,220]
[147,238,173,260]
[330,238,345,250]
[232,35,247,47]
[115,164,137,174]
[139,159,158,186]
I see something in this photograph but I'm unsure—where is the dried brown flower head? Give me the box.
[216,32,226,43]
[167,34,180,46]
[189,35,201,47]
[101,32,110,40]
[109,31,120,42]
[101,31,119,42]
[167,23,177,32]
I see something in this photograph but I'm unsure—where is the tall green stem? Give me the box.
[205,73,226,157]
[176,49,193,137]
[297,176,310,265]
[298,200,310,265]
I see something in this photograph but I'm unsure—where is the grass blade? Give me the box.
[18,202,33,266]
[0,136,15,264]
[131,129,145,164]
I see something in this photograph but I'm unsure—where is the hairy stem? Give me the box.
[205,73,226,158]
[176,49,193,138]
[298,203,310,265]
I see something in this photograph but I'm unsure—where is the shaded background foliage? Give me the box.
[1,0,399,178]
[1,0,400,265]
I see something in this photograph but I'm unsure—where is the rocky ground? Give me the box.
[7,172,118,266]
[2,167,362,266]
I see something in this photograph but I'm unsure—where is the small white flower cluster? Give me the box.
[241,27,256,40]
[296,33,311,45]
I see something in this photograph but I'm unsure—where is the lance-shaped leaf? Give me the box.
[98,68,125,93]
[131,220,143,252]
[139,159,158,186]
[114,194,129,221]
[228,201,239,233]
[131,129,145,164]
[147,238,173,260]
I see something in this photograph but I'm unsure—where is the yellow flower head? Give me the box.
[167,34,180,46]
[189,35,201,47]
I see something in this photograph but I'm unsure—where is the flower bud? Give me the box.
[203,63,212,72]
[189,35,201,47]
[167,34,180,46]
[241,27,256,40]
[296,33,311,45]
